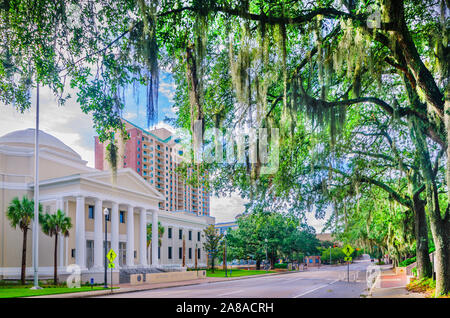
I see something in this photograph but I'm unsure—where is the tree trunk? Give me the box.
[256,259,261,270]
[21,228,28,285]
[410,116,450,295]
[54,234,58,285]
[412,197,433,279]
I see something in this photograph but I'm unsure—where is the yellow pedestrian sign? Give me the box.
[344,257,352,262]
[107,249,117,263]
[108,262,115,268]
[342,244,354,257]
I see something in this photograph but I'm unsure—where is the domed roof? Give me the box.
[0,128,82,160]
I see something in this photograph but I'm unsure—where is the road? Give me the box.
[97,257,372,298]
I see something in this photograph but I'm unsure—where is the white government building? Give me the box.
[0,129,214,283]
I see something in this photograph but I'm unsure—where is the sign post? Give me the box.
[107,249,117,293]
[342,244,354,283]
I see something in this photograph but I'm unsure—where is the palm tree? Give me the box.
[147,222,164,264]
[40,209,72,284]
[6,196,42,285]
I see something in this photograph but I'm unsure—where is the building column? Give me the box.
[75,195,86,268]
[139,208,147,266]
[152,209,158,266]
[93,198,103,269]
[56,198,65,268]
[110,202,119,268]
[126,205,135,267]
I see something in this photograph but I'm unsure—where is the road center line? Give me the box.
[293,279,339,298]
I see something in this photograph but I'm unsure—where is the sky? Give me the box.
[0,72,329,232]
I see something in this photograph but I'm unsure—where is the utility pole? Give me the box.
[31,82,41,290]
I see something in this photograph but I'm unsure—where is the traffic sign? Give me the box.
[342,244,354,256]
[107,249,117,263]
[344,257,352,262]
[108,262,115,268]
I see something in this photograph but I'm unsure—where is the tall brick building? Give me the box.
[95,119,210,216]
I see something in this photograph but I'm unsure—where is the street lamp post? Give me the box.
[103,208,109,288]
[31,82,41,290]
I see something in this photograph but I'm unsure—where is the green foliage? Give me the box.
[274,263,288,269]
[202,225,223,272]
[40,209,72,238]
[6,196,42,231]
[147,222,165,247]
[226,210,320,267]
[319,247,346,264]
[398,257,417,267]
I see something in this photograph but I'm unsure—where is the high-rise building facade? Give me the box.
[95,119,210,216]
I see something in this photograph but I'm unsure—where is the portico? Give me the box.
[36,169,164,273]
[0,129,213,283]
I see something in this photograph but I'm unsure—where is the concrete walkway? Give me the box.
[30,271,294,298]
[368,267,425,298]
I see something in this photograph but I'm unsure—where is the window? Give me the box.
[197,232,201,241]
[158,246,160,259]
[168,247,172,259]
[188,230,192,241]
[188,248,192,259]
[88,205,94,219]
[198,248,201,259]
[179,229,183,240]
[168,228,172,239]
[179,247,182,259]
[120,211,125,223]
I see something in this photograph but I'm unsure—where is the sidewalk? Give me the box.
[368,267,425,298]
[30,270,295,298]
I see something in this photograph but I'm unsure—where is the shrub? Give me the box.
[274,263,288,269]
[398,257,416,267]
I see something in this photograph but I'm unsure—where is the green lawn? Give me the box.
[206,269,275,278]
[0,285,111,298]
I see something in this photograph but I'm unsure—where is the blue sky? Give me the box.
[122,71,177,130]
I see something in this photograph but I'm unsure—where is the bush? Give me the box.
[398,257,416,267]
[274,263,288,269]
[320,247,346,264]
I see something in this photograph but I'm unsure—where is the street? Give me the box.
[97,257,371,298]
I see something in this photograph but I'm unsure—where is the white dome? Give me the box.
[0,128,82,161]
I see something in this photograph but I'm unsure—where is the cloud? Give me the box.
[210,192,248,223]
[0,86,96,167]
